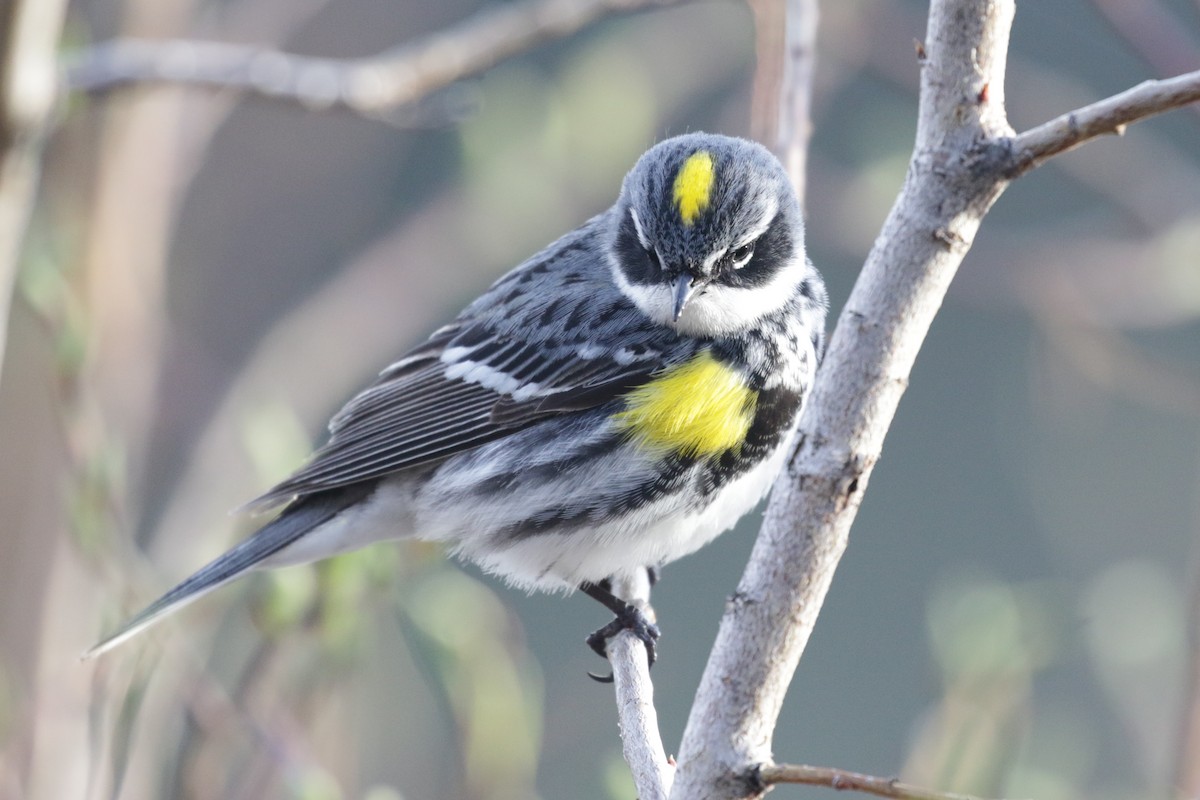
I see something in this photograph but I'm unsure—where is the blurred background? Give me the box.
[2,0,1199,798]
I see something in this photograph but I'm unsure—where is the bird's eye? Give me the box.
[730,242,755,269]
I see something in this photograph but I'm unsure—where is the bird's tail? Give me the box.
[83,485,371,660]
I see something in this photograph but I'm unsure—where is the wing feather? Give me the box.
[247,215,693,510]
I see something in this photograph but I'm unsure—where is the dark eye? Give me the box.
[730,242,755,269]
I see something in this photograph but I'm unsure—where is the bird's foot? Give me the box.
[580,580,660,683]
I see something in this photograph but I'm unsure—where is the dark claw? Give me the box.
[585,603,661,666]
[579,579,661,680]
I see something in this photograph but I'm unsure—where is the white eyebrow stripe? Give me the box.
[703,198,779,273]
[629,207,652,250]
[702,248,727,273]
[737,197,778,247]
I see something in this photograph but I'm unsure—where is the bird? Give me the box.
[86,132,829,669]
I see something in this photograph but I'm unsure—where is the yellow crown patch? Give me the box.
[672,151,716,226]
[615,350,756,457]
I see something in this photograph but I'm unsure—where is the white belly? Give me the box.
[457,433,794,591]
[267,428,796,593]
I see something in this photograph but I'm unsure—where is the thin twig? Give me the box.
[757,763,1014,800]
[779,0,819,202]
[608,572,673,800]
[748,0,819,202]
[1011,69,1200,173]
[747,0,785,146]
[64,0,685,118]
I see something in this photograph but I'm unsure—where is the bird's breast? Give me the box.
[613,350,757,458]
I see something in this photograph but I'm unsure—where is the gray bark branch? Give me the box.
[608,571,673,800]
[64,0,686,119]
[778,0,818,202]
[1011,69,1200,173]
[671,0,1196,796]
[757,763,1013,800]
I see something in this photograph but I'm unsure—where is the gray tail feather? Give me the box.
[83,485,372,660]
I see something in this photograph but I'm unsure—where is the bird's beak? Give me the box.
[672,273,696,322]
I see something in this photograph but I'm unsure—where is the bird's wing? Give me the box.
[248,222,688,509]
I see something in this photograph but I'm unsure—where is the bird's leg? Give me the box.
[580,573,660,683]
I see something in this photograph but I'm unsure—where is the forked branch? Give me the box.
[670,0,1200,797]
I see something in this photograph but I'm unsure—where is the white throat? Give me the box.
[610,254,806,337]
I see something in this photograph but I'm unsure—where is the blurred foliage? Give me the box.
[0,0,1198,799]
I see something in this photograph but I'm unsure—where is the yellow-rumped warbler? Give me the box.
[87,132,828,666]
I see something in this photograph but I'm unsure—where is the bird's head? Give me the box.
[609,133,808,337]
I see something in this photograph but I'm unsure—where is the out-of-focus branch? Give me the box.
[608,571,673,800]
[1175,465,1200,796]
[64,0,686,119]
[1011,69,1200,173]
[0,0,68,386]
[746,0,784,146]
[748,0,818,202]
[778,0,818,201]
[756,763,1009,800]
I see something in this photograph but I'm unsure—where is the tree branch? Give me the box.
[746,0,784,147]
[673,1,1018,796]
[756,763,1014,800]
[608,571,673,800]
[1011,69,1200,173]
[63,0,686,118]
[748,0,818,202]
[778,0,819,202]
[674,0,1200,797]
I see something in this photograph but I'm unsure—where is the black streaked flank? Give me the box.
[474,430,626,498]
[702,385,803,496]
[495,451,699,541]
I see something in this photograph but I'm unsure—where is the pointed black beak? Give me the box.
[672,273,695,322]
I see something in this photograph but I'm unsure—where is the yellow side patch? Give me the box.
[672,151,716,226]
[616,351,756,458]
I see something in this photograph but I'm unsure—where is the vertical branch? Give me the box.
[779,0,818,202]
[746,0,784,147]
[747,0,818,203]
[1173,465,1200,796]
[0,0,68,384]
[609,571,673,800]
[672,2,1017,798]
